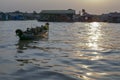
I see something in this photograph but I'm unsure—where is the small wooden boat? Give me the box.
[15,29,48,40]
[15,23,49,40]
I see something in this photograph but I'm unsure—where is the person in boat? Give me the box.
[44,22,49,30]
[25,28,32,34]
[40,25,44,32]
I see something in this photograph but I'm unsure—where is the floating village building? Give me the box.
[7,11,25,20]
[38,9,75,22]
[0,12,8,20]
[100,12,120,23]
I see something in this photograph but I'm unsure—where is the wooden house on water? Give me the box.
[38,9,75,22]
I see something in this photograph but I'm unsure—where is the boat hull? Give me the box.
[18,31,48,40]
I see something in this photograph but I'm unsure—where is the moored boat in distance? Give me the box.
[15,23,49,40]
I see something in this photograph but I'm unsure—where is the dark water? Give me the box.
[0,21,120,80]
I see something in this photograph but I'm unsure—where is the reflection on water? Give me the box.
[16,38,48,50]
[0,21,120,80]
[86,22,103,61]
[16,40,33,50]
[86,22,102,50]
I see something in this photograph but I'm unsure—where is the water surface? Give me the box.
[0,21,120,80]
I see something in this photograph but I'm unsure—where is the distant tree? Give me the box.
[81,9,88,16]
[14,10,21,13]
[33,11,37,14]
[68,9,73,10]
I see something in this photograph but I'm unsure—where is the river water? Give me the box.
[0,21,120,80]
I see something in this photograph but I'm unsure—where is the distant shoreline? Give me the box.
[0,20,120,24]
[0,10,120,23]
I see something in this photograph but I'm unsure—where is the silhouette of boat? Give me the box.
[15,23,49,40]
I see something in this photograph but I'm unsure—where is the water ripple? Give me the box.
[0,21,120,80]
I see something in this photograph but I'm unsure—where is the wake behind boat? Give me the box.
[15,23,49,40]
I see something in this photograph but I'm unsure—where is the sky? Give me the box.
[0,0,120,14]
